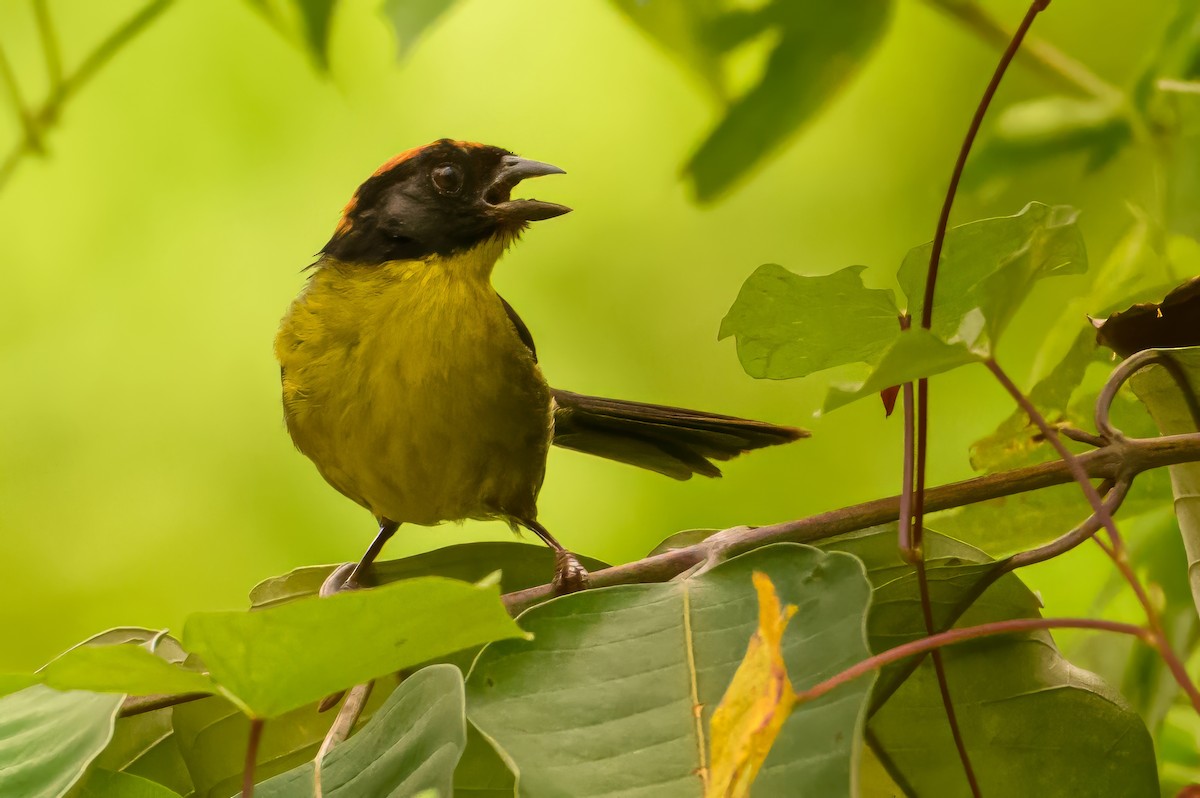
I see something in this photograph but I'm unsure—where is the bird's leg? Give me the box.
[521,519,590,594]
[320,519,400,595]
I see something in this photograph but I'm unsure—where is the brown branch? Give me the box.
[502,428,1200,615]
[115,425,1200,719]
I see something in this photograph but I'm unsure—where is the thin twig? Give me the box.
[987,357,1200,713]
[898,381,917,558]
[314,681,373,797]
[921,0,1050,327]
[908,5,1052,790]
[866,479,1128,715]
[1157,79,1200,95]
[0,43,40,152]
[32,0,63,90]
[799,617,1153,706]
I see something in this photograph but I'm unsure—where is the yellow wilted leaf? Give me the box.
[706,571,799,798]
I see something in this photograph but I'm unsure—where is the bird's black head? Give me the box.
[321,139,570,264]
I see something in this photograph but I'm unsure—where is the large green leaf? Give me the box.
[718,264,900,380]
[0,686,123,798]
[897,202,1087,356]
[721,203,1084,413]
[258,664,466,797]
[250,542,608,609]
[1128,347,1200,616]
[825,527,1157,795]
[466,543,875,797]
[686,0,892,201]
[183,575,525,718]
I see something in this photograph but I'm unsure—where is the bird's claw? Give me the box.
[319,562,362,597]
[552,551,590,595]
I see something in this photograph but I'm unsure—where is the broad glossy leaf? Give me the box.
[0,686,123,798]
[1127,347,1200,616]
[467,543,875,797]
[258,664,466,797]
[718,264,900,380]
[250,542,608,609]
[76,768,181,797]
[185,575,525,718]
[822,328,978,413]
[825,527,1157,795]
[897,202,1087,355]
[687,0,891,201]
[382,0,459,58]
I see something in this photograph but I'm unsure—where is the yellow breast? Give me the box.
[275,243,552,526]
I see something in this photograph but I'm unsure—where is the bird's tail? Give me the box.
[550,389,807,480]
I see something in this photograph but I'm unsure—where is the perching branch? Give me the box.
[502,424,1200,615]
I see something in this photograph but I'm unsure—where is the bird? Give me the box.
[274,139,807,594]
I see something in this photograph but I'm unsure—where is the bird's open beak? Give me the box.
[484,155,571,222]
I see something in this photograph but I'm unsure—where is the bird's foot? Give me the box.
[319,562,363,597]
[552,550,591,595]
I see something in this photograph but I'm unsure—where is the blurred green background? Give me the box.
[0,0,1172,670]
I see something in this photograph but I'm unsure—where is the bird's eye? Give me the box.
[431,163,463,195]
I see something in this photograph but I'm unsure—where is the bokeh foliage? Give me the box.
[3,0,1200,795]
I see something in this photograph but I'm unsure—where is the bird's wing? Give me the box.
[551,389,807,480]
[498,294,537,362]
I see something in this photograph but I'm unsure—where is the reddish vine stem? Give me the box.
[799,617,1153,706]
[920,0,1050,323]
[242,718,264,797]
[915,560,980,794]
[986,357,1200,713]
[905,4,1051,791]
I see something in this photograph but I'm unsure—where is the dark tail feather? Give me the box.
[550,389,808,480]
